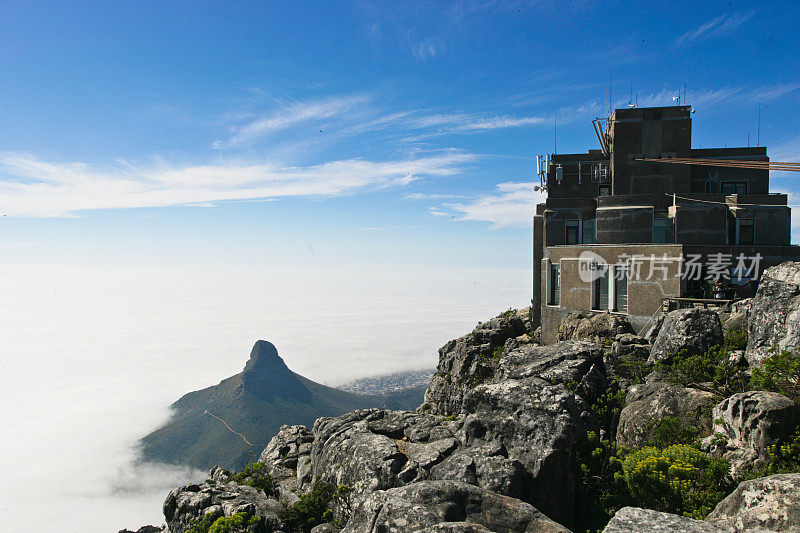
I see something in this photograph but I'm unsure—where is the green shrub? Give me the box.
[646,417,699,449]
[591,381,626,434]
[743,428,800,479]
[724,327,748,351]
[622,444,731,519]
[209,513,262,533]
[187,512,220,533]
[614,353,651,385]
[574,430,630,531]
[188,512,264,533]
[279,481,334,532]
[279,481,353,532]
[229,462,275,496]
[656,346,748,397]
[751,349,800,404]
[491,346,504,360]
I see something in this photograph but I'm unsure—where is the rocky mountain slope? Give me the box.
[135,262,800,533]
[141,341,426,470]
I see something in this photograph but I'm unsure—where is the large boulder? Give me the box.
[746,262,800,366]
[706,473,800,532]
[721,298,752,333]
[459,340,605,526]
[616,381,714,448]
[163,476,283,533]
[423,309,531,416]
[649,308,723,363]
[603,507,727,532]
[702,391,800,475]
[309,409,458,504]
[558,312,634,342]
[341,480,570,533]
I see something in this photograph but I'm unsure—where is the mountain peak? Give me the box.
[243,340,287,373]
[240,340,309,402]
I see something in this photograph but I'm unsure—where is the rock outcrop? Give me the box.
[248,338,607,529]
[341,480,570,533]
[557,312,633,342]
[706,473,800,532]
[423,309,533,417]
[163,476,283,533]
[702,391,800,475]
[616,381,714,448]
[649,308,723,363]
[603,507,727,532]
[747,262,800,366]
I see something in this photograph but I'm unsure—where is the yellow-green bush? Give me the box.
[621,445,731,519]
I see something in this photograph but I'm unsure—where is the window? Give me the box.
[549,263,561,306]
[722,182,747,195]
[739,218,755,245]
[582,218,597,244]
[614,266,628,313]
[565,220,580,244]
[653,216,675,243]
[599,184,612,196]
[705,181,713,193]
[592,265,609,310]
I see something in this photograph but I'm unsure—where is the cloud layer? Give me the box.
[436,182,547,228]
[676,11,755,46]
[0,151,475,217]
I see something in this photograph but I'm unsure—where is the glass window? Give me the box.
[593,266,609,310]
[739,218,755,245]
[599,184,611,196]
[565,220,580,244]
[549,263,561,305]
[722,182,747,195]
[614,266,628,313]
[582,218,597,244]
[653,216,675,243]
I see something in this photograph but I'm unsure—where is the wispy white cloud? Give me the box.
[405,192,468,200]
[411,41,442,60]
[633,83,800,109]
[0,151,475,218]
[216,94,370,148]
[436,182,546,228]
[676,11,755,46]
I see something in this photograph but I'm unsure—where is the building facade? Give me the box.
[533,105,800,343]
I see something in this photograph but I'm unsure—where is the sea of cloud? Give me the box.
[0,261,529,532]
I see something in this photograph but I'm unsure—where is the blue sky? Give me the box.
[1,1,799,269]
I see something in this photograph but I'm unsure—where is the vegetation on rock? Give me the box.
[228,462,276,496]
[278,481,353,532]
[187,512,264,533]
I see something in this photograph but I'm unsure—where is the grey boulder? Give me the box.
[649,308,723,363]
[702,391,800,475]
[746,262,800,366]
[423,310,530,416]
[603,507,727,532]
[706,473,800,532]
[163,476,282,533]
[341,480,570,533]
[616,381,714,448]
[557,312,633,342]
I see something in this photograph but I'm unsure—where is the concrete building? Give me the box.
[533,105,800,343]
